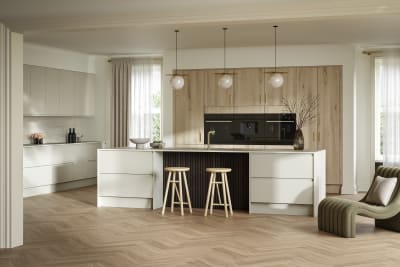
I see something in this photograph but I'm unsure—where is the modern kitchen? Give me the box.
[2,1,400,265]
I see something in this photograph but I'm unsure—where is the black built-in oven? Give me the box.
[204,113,296,145]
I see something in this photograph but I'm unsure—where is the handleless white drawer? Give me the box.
[98,151,153,174]
[98,174,153,198]
[250,178,313,205]
[249,153,313,178]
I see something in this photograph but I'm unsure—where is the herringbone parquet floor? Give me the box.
[1,186,400,267]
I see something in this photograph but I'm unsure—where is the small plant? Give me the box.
[281,95,319,130]
[30,132,45,144]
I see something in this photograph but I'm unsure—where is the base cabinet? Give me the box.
[97,150,163,209]
[249,151,326,217]
[23,142,101,197]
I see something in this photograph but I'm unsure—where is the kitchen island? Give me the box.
[97,147,326,217]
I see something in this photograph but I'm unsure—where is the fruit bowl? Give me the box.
[129,138,150,149]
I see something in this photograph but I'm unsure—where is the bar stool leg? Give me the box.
[178,171,184,216]
[221,174,228,218]
[183,172,192,213]
[171,172,176,213]
[204,173,214,216]
[216,181,222,204]
[210,173,216,215]
[224,173,233,216]
[162,171,172,216]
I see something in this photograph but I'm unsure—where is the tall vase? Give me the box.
[293,128,304,150]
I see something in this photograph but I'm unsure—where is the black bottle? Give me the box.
[67,128,72,143]
[72,128,77,143]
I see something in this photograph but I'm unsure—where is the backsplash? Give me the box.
[23,117,100,145]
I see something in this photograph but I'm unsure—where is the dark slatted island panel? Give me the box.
[163,152,249,211]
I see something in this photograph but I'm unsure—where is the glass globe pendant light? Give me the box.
[217,27,233,89]
[268,25,284,88]
[170,29,185,90]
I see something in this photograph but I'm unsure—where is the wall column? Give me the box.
[0,23,23,248]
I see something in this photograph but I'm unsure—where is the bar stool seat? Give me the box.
[165,167,190,172]
[162,167,192,216]
[204,168,233,218]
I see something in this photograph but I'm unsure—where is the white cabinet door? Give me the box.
[58,70,75,116]
[98,151,153,174]
[29,66,46,115]
[44,68,60,115]
[23,65,32,115]
[249,153,314,178]
[250,178,313,204]
[98,174,153,198]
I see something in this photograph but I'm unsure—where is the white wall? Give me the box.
[162,44,357,194]
[355,47,374,192]
[23,43,111,146]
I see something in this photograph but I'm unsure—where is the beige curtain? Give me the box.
[111,60,132,147]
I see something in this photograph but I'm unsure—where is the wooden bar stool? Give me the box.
[162,167,192,216]
[204,168,233,218]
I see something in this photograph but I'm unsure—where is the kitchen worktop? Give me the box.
[24,141,102,147]
[98,146,323,154]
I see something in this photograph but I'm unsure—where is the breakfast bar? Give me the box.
[97,148,326,217]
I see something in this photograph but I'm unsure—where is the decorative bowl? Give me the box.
[150,141,164,149]
[129,138,150,149]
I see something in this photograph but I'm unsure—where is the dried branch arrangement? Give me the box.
[282,95,319,130]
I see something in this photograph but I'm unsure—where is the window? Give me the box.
[129,59,162,142]
[375,57,384,161]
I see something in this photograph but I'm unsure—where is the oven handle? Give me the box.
[205,120,233,123]
[266,120,295,123]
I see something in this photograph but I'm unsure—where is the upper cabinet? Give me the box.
[204,69,234,114]
[174,70,206,145]
[233,68,264,113]
[23,65,95,116]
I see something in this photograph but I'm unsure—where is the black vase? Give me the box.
[293,128,304,150]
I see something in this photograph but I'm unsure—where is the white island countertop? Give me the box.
[98,146,324,154]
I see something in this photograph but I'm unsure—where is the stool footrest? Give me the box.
[172,202,189,205]
[212,203,231,207]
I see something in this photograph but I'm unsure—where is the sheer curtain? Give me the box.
[129,58,162,141]
[381,54,400,166]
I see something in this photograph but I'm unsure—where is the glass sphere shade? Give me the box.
[218,74,233,89]
[269,73,284,88]
[170,75,185,90]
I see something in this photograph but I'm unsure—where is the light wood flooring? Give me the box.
[1,186,400,267]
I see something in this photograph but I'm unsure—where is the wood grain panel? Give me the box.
[317,66,342,192]
[297,67,318,150]
[233,68,264,107]
[174,70,206,145]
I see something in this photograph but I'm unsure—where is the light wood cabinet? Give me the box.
[233,68,264,113]
[174,70,206,145]
[296,67,318,150]
[204,69,234,113]
[265,67,297,107]
[23,65,95,116]
[173,66,342,193]
[317,66,342,193]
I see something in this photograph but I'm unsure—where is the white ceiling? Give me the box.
[1,0,400,55]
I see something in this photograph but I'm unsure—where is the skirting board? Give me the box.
[98,197,152,209]
[326,184,342,194]
[249,203,313,216]
[24,178,97,198]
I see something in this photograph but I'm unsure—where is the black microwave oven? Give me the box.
[204,113,296,145]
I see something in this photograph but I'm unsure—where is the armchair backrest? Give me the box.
[360,166,400,206]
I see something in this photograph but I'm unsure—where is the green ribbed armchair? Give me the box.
[318,166,400,238]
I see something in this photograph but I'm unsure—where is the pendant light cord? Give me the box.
[175,29,179,75]
[273,25,278,73]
